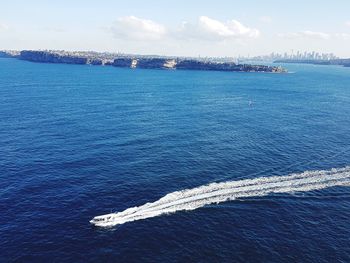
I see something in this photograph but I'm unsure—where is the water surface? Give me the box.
[1,59,350,262]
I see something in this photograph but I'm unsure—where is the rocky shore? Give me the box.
[20,50,88,64]
[3,50,287,73]
[0,50,20,58]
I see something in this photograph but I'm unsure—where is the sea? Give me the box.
[1,58,350,262]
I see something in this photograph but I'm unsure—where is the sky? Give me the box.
[1,0,350,57]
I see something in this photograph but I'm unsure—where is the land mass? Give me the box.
[274,59,350,67]
[1,50,287,73]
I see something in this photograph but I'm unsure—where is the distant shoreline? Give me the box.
[274,59,350,68]
[0,50,287,73]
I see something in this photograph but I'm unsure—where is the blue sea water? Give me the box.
[1,58,350,262]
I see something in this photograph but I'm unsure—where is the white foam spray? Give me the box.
[90,166,350,227]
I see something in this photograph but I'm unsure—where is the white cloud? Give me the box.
[260,16,272,23]
[111,16,166,40]
[178,16,260,41]
[279,30,330,40]
[0,23,9,31]
[346,21,350,27]
[335,33,350,40]
[43,27,66,33]
[110,16,260,43]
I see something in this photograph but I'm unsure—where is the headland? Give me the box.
[1,50,287,73]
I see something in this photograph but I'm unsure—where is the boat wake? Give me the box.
[90,166,350,227]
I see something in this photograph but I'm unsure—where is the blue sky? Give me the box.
[1,0,350,57]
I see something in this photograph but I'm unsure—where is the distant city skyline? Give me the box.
[1,0,350,57]
[245,51,338,61]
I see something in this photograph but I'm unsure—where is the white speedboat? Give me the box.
[90,213,117,227]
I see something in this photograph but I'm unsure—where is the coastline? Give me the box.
[1,50,287,73]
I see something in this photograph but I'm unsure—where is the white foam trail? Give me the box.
[90,166,350,227]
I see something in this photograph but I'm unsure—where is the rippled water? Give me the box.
[1,58,350,262]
